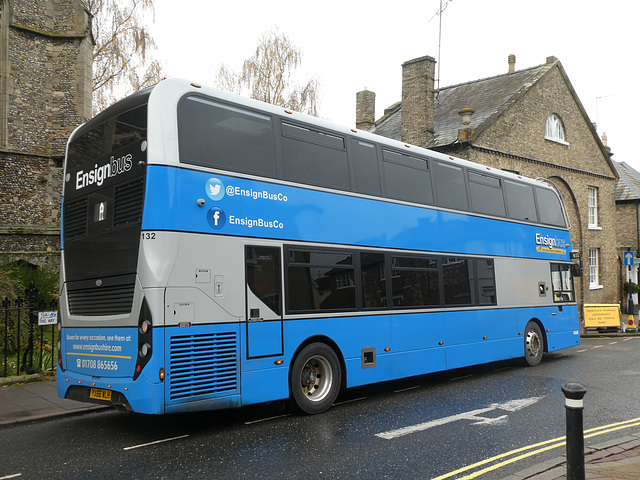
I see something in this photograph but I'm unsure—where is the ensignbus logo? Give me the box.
[75,154,133,190]
[535,233,567,249]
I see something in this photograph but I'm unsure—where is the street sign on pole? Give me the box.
[38,311,58,326]
[624,251,635,266]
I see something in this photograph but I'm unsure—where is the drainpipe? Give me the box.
[636,202,640,256]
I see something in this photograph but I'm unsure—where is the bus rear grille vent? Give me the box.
[63,198,88,241]
[169,332,238,401]
[67,283,135,316]
[114,179,144,227]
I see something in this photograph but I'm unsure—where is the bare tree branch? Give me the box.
[83,0,164,114]
[216,28,319,117]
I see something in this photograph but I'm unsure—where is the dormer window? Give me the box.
[545,114,568,145]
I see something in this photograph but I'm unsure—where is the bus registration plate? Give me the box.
[89,388,112,402]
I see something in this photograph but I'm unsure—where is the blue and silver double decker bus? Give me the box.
[57,79,580,415]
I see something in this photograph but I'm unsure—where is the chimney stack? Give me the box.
[508,54,516,73]
[401,55,436,147]
[601,132,613,157]
[355,89,376,131]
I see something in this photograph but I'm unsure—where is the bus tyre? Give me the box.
[524,322,544,367]
[291,343,341,415]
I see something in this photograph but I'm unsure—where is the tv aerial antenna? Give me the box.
[428,0,453,96]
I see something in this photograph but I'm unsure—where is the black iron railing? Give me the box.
[1,282,58,377]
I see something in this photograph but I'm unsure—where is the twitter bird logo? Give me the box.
[206,178,225,201]
[209,183,221,196]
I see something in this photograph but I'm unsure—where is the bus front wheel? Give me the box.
[524,322,544,367]
[290,343,341,414]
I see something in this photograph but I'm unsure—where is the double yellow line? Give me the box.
[432,416,640,480]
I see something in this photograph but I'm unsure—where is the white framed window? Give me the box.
[545,114,568,145]
[588,186,599,229]
[589,248,602,289]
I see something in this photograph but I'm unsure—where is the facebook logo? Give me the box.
[207,207,226,229]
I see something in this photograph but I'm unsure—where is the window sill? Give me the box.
[588,226,602,231]
[545,135,570,146]
[589,284,604,290]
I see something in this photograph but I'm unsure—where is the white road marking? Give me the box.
[376,396,544,440]
[244,414,291,425]
[333,397,367,406]
[123,435,189,451]
[0,474,22,480]
[394,386,420,393]
[450,374,474,381]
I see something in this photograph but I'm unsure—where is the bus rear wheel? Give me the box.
[524,322,544,367]
[290,343,341,415]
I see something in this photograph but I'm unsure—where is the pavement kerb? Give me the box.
[0,373,50,387]
[0,373,112,427]
[502,432,640,479]
[499,456,567,480]
[580,331,640,338]
[0,404,111,427]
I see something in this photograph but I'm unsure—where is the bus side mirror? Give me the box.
[572,263,583,277]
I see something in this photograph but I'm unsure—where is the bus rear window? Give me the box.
[68,105,147,169]
[178,96,277,177]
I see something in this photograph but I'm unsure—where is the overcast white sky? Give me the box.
[152,0,638,169]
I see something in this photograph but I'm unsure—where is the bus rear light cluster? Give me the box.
[56,338,64,372]
[133,300,153,381]
[140,320,151,335]
[139,342,151,357]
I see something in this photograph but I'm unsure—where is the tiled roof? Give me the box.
[371,103,401,139]
[369,58,617,179]
[429,64,552,147]
[371,63,554,147]
[614,162,640,202]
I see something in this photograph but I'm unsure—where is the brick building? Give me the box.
[613,161,640,313]
[356,54,620,325]
[0,0,92,268]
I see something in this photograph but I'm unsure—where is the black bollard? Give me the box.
[562,383,587,480]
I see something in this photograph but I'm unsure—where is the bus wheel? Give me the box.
[524,322,544,367]
[290,343,341,414]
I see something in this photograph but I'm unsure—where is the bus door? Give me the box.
[245,246,283,358]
